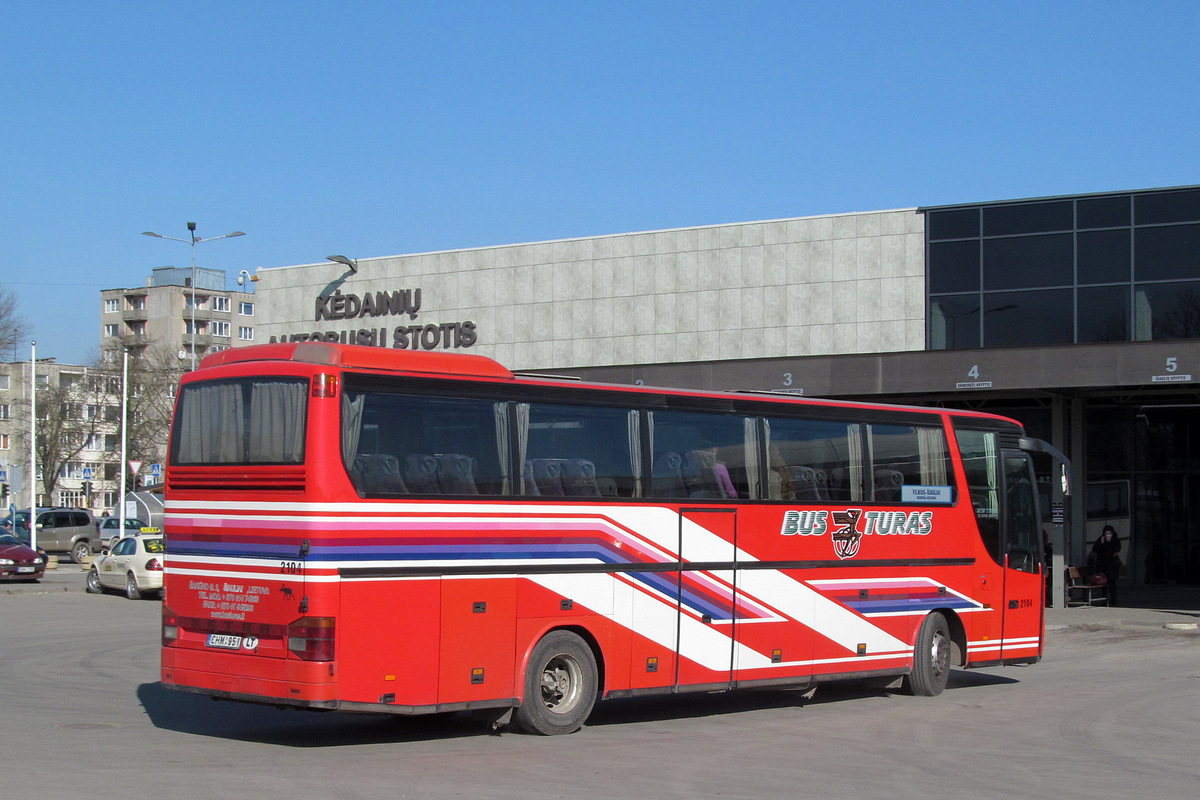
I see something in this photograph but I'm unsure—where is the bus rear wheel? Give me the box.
[514,630,598,735]
[906,612,951,696]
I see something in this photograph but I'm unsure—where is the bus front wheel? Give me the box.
[906,612,951,697]
[514,630,598,735]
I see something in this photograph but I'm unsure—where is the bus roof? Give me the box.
[197,342,516,380]
[195,343,1019,427]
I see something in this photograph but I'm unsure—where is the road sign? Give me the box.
[151,463,162,476]
[129,460,143,474]
[82,467,93,479]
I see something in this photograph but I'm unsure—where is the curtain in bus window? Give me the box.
[493,402,511,495]
[178,382,244,463]
[342,392,364,468]
[918,426,949,486]
[627,410,643,498]
[743,417,760,500]
[247,381,306,463]
[514,402,531,494]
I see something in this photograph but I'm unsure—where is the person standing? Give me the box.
[1092,525,1122,606]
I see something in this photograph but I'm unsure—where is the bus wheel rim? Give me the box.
[540,654,583,714]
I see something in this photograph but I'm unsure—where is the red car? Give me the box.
[0,531,47,582]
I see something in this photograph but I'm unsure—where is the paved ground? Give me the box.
[4,563,1199,800]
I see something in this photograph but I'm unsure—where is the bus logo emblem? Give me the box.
[830,509,864,559]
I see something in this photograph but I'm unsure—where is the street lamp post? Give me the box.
[142,223,245,370]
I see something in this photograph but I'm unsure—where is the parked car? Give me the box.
[95,517,157,550]
[86,533,165,599]
[13,507,98,563]
[0,532,47,582]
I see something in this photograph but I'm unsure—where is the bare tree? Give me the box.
[13,374,107,502]
[95,341,182,485]
[0,283,32,360]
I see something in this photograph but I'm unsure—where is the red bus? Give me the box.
[160,342,1061,735]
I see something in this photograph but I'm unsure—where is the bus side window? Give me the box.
[867,423,952,503]
[763,417,857,502]
[520,403,638,498]
[647,410,752,500]
[345,390,509,496]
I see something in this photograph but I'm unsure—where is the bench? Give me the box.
[1065,566,1109,607]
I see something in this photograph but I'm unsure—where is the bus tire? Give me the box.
[514,630,598,735]
[907,612,951,696]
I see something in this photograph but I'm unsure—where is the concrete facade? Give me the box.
[255,209,926,370]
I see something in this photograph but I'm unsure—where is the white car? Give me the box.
[86,534,165,600]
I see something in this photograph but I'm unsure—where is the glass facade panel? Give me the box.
[983,233,1073,290]
[928,240,979,293]
[1078,228,1131,284]
[1134,223,1200,281]
[1078,195,1131,229]
[1134,280,1200,341]
[929,296,980,349]
[1135,188,1200,225]
[983,201,1073,236]
[1077,285,1130,342]
[928,208,980,240]
[982,289,1073,347]
[927,187,1200,349]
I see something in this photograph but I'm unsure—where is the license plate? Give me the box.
[17,566,35,573]
[206,633,243,650]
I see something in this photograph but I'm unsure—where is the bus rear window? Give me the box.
[172,378,307,465]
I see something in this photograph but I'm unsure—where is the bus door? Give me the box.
[676,508,737,690]
[1000,450,1043,659]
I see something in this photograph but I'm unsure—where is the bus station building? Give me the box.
[251,184,1200,593]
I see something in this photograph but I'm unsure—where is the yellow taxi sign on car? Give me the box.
[139,527,161,534]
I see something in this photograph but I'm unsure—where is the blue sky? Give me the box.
[3,1,1199,364]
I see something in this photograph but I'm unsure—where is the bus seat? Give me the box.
[683,449,724,498]
[826,467,848,501]
[791,466,822,502]
[532,458,565,496]
[651,451,685,498]
[437,453,479,494]
[563,459,601,496]
[874,469,903,502]
[404,454,440,494]
[352,453,408,495]
[812,468,830,501]
[522,461,541,496]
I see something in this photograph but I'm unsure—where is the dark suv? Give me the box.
[14,508,98,563]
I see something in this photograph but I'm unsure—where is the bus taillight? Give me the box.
[312,373,338,398]
[162,605,179,647]
[288,616,336,661]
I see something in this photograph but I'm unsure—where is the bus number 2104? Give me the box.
[280,561,303,575]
